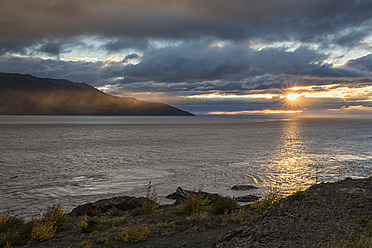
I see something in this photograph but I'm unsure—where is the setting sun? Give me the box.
[287,93,300,101]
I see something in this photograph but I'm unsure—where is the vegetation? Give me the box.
[177,191,238,216]
[177,192,209,214]
[41,204,69,232]
[0,214,33,246]
[28,219,56,244]
[208,194,238,215]
[335,216,372,248]
[4,179,368,248]
[0,204,68,246]
[123,224,150,242]
[79,215,99,233]
[251,187,282,214]
[141,182,164,215]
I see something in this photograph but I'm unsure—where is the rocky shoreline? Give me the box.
[4,177,371,248]
[216,177,372,247]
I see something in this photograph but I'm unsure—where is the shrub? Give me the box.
[132,182,163,216]
[144,182,163,214]
[0,214,33,246]
[124,224,150,242]
[230,208,247,224]
[28,219,56,244]
[251,187,282,214]
[208,194,238,215]
[221,210,229,227]
[79,215,98,233]
[42,204,69,232]
[188,213,205,224]
[177,192,209,214]
[0,211,10,225]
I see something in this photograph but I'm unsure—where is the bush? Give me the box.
[28,219,56,244]
[79,215,99,233]
[251,187,282,214]
[177,193,209,214]
[0,214,33,246]
[0,205,69,246]
[208,195,238,215]
[42,204,69,232]
[0,211,10,225]
[124,224,150,242]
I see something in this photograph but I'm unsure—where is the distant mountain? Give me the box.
[0,73,194,116]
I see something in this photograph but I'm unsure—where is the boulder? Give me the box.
[231,185,258,191]
[166,187,218,205]
[235,195,261,202]
[69,196,151,217]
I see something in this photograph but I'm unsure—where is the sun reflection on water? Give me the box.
[268,119,315,194]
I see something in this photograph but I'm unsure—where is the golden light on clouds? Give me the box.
[185,83,372,115]
[287,85,372,100]
[186,93,275,99]
[186,84,372,102]
[328,105,372,112]
[208,110,303,115]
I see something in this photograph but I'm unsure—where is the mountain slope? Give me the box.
[0,73,193,116]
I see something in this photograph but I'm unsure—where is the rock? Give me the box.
[166,187,218,205]
[231,185,258,191]
[235,195,261,202]
[69,196,151,217]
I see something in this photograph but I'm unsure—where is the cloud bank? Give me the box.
[0,0,371,114]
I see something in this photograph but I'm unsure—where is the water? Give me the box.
[0,116,371,219]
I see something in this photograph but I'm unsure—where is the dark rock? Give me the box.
[166,187,218,205]
[69,196,151,217]
[231,185,258,191]
[235,195,261,202]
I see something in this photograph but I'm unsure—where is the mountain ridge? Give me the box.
[0,73,194,116]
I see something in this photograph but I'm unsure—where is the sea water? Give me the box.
[0,116,371,219]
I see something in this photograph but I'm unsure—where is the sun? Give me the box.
[287,93,299,101]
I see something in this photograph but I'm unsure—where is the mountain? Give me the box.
[0,73,194,116]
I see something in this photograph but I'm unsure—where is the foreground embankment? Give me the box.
[217,177,372,247]
[1,177,371,247]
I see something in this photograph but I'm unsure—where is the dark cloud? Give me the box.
[1,43,370,93]
[0,55,106,84]
[122,43,369,84]
[103,37,150,51]
[36,39,79,56]
[0,0,371,54]
[123,53,140,62]
[343,54,372,72]
[0,38,33,55]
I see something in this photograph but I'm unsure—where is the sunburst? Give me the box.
[286,93,300,101]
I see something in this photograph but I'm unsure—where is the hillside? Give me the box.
[0,73,193,116]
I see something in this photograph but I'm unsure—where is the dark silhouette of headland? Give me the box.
[0,73,193,116]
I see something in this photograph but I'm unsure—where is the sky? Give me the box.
[1,0,372,115]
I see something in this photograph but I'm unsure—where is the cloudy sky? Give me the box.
[1,0,372,115]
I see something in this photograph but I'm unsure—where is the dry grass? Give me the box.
[251,187,282,214]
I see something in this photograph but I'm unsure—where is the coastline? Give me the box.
[2,177,371,247]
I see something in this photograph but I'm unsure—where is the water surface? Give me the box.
[0,116,371,219]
